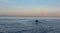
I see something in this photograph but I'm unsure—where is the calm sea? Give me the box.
[0,17,60,33]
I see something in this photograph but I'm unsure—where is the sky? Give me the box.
[0,0,60,17]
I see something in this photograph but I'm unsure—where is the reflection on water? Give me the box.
[0,17,60,33]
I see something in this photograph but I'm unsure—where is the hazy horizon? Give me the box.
[0,0,60,17]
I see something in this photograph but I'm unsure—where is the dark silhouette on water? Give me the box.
[35,20,39,22]
[35,20,45,24]
[35,20,39,25]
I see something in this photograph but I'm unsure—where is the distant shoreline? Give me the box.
[0,16,60,17]
[0,17,60,19]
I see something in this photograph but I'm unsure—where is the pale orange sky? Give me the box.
[0,0,60,17]
[0,8,60,17]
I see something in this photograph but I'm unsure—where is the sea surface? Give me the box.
[0,17,60,33]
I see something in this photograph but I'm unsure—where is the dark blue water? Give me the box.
[0,17,60,33]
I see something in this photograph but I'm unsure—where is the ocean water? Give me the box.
[0,17,60,33]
